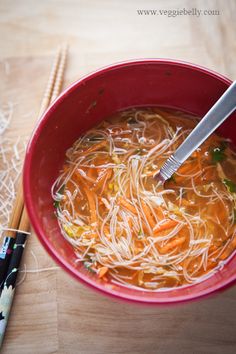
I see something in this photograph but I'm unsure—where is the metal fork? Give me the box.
[156,80,236,183]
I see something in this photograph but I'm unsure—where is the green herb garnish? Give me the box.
[167,174,176,183]
[54,200,60,209]
[211,142,227,163]
[137,229,144,239]
[223,179,236,193]
[54,184,65,209]
[88,135,103,142]
[135,148,144,155]
[83,261,95,273]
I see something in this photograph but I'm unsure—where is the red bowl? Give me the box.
[23,59,236,304]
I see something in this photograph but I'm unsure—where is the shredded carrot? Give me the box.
[197,151,202,177]
[178,161,197,175]
[128,217,133,230]
[131,270,138,279]
[205,260,217,271]
[75,169,96,184]
[83,186,97,223]
[54,107,236,290]
[118,197,137,215]
[209,245,217,253]
[203,168,216,181]
[141,200,156,228]
[154,219,179,234]
[94,169,112,191]
[180,199,190,207]
[219,236,236,260]
[155,206,165,220]
[88,167,96,180]
[98,266,108,278]
[159,236,186,254]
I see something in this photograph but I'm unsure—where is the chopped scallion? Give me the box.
[211,142,227,163]
[223,179,236,193]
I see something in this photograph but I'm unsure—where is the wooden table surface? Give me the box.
[0,0,236,353]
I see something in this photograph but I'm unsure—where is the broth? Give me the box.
[52,108,236,290]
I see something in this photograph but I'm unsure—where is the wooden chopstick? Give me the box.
[0,49,63,291]
[38,47,62,117]
[15,45,68,236]
[0,46,68,348]
[3,47,62,240]
[50,44,68,103]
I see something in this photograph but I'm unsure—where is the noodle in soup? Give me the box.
[52,108,236,290]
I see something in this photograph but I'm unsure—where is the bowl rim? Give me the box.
[23,58,235,304]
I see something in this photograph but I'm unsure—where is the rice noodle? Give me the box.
[52,108,236,291]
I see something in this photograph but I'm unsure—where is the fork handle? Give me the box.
[158,80,236,182]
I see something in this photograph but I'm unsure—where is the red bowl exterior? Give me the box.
[23,59,236,304]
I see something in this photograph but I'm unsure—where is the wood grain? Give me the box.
[0,0,236,353]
